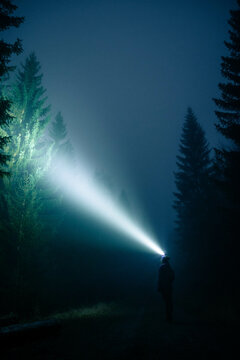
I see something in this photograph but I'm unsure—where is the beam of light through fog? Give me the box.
[51,161,165,256]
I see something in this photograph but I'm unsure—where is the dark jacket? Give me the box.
[158,262,175,292]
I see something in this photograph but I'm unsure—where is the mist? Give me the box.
[0,0,238,358]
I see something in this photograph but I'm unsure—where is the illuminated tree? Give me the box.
[49,111,74,165]
[0,0,23,176]
[44,112,75,236]
[49,112,67,144]
[4,52,51,239]
[1,53,51,313]
[173,108,212,259]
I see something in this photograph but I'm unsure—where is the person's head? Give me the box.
[161,255,170,264]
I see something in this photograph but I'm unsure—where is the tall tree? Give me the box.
[44,112,75,237]
[1,53,51,313]
[0,0,23,176]
[173,108,212,262]
[213,0,240,309]
[213,1,240,232]
[214,0,240,145]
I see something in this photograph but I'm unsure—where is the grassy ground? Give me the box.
[2,301,236,359]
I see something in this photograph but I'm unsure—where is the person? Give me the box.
[158,255,175,322]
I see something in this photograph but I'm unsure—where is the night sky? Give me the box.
[6,0,236,243]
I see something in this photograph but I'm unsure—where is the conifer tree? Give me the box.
[0,0,23,176]
[49,111,74,165]
[49,112,67,144]
[45,112,75,241]
[3,52,51,240]
[214,0,240,145]
[213,1,240,304]
[173,108,211,260]
[213,0,240,227]
[1,53,51,312]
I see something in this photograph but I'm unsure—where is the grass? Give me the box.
[50,302,126,321]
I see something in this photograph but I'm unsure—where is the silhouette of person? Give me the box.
[158,255,175,322]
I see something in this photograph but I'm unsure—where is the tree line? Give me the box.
[0,1,78,316]
[0,0,134,318]
[0,0,239,319]
[173,0,240,319]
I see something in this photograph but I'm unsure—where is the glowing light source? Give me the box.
[51,162,165,256]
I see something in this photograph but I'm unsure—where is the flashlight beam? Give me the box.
[51,162,165,256]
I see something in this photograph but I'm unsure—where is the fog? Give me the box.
[6,0,233,239]
[0,1,238,357]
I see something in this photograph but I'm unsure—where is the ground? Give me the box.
[1,302,236,359]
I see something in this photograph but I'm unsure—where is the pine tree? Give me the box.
[49,112,67,144]
[173,108,212,260]
[3,52,51,241]
[213,1,240,221]
[44,112,75,241]
[0,0,23,176]
[11,53,51,134]
[1,53,51,313]
[49,111,74,165]
[214,0,240,145]
[213,1,240,308]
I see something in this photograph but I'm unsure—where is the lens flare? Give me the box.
[50,162,165,256]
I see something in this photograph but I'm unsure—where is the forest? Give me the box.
[0,0,239,358]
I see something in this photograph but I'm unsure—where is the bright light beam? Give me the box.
[51,162,165,256]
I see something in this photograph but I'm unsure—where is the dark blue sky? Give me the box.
[7,0,236,243]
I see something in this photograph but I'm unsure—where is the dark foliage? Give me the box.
[0,0,23,176]
[213,0,240,205]
[213,0,240,145]
[212,0,240,310]
[173,108,212,261]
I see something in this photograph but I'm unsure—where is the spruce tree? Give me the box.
[49,111,74,165]
[213,0,240,307]
[213,1,240,223]
[1,53,51,313]
[214,0,240,145]
[49,112,67,144]
[45,112,75,241]
[0,0,23,176]
[3,52,51,241]
[173,108,211,261]
[47,111,75,211]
